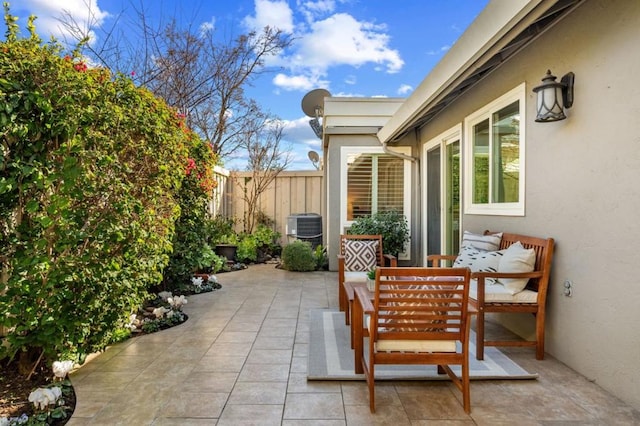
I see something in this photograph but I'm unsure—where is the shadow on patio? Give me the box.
[67,264,639,425]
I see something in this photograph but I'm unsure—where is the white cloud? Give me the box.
[397,84,412,95]
[272,73,329,92]
[285,13,403,75]
[243,0,295,33]
[297,0,336,23]
[426,44,451,56]
[344,74,357,85]
[199,17,216,35]
[19,0,109,44]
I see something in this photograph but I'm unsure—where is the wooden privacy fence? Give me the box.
[208,169,324,244]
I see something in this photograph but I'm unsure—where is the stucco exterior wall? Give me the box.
[413,0,640,409]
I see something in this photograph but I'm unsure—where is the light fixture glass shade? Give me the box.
[533,70,566,122]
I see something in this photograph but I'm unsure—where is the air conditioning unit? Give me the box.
[286,213,322,248]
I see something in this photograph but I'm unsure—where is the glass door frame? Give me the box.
[422,125,462,259]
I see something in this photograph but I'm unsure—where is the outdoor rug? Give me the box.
[308,309,538,381]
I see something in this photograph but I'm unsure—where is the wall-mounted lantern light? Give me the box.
[532,70,575,122]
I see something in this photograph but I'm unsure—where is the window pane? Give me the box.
[446,141,460,255]
[492,101,520,203]
[376,156,404,213]
[472,119,489,204]
[347,154,372,220]
[346,153,404,220]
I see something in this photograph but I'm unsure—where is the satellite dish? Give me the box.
[308,151,321,170]
[302,88,331,118]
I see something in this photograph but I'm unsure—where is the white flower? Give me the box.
[0,416,9,426]
[166,310,175,318]
[52,360,75,379]
[125,314,138,330]
[28,387,62,410]
[152,307,169,319]
[191,276,203,288]
[158,291,173,301]
[207,275,218,284]
[167,295,187,309]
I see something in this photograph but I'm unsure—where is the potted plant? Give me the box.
[366,268,377,292]
[214,233,239,262]
[349,211,410,258]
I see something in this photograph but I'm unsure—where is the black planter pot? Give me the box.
[215,244,237,262]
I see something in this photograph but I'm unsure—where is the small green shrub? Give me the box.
[206,216,237,246]
[237,234,258,262]
[210,253,225,273]
[314,244,328,270]
[281,240,317,271]
[348,211,410,257]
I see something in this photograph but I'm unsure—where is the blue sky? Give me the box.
[13,0,489,170]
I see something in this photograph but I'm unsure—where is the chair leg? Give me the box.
[475,309,485,360]
[462,360,471,414]
[338,281,346,312]
[535,312,545,360]
[367,362,375,412]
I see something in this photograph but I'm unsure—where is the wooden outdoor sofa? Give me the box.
[428,232,555,360]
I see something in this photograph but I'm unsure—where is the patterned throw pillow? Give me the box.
[454,245,504,285]
[344,240,378,271]
[460,231,503,252]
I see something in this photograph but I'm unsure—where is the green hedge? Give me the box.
[0,10,195,372]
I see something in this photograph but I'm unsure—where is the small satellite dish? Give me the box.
[308,151,321,170]
[301,88,331,118]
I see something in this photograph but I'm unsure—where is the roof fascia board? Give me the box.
[378,0,554,143]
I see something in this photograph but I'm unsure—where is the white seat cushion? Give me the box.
[470,280,538,303]
[375,339,457,353]
[344,271,367,282]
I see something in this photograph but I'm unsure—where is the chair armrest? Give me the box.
[472,271,543,280]
[383,253,397,267]
[354,286,374,314]
[427,254,457,267]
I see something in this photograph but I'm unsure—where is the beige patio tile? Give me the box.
[238,362,290,382]
[216,404,284,426]
[180,371,238,393]
[215,330,258,343]
[246,348,293,364]
[192,354,247,372]
[341,382,401,406]
[394,382,470,420]
[205,341,254,357]
[344,404,411,425]
[227,381,288,404]
[283,393,345,420]
[157,391,228,418]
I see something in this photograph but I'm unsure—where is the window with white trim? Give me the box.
[340,146,412,257]
[464,84,525,216]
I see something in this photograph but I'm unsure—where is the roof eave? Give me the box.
[377,0,560,144]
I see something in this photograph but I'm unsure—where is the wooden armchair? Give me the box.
[359,266,472,413]
[337,234,396,325]
[428,232,555,360]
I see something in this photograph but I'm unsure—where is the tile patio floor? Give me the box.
[67,264,639,425]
